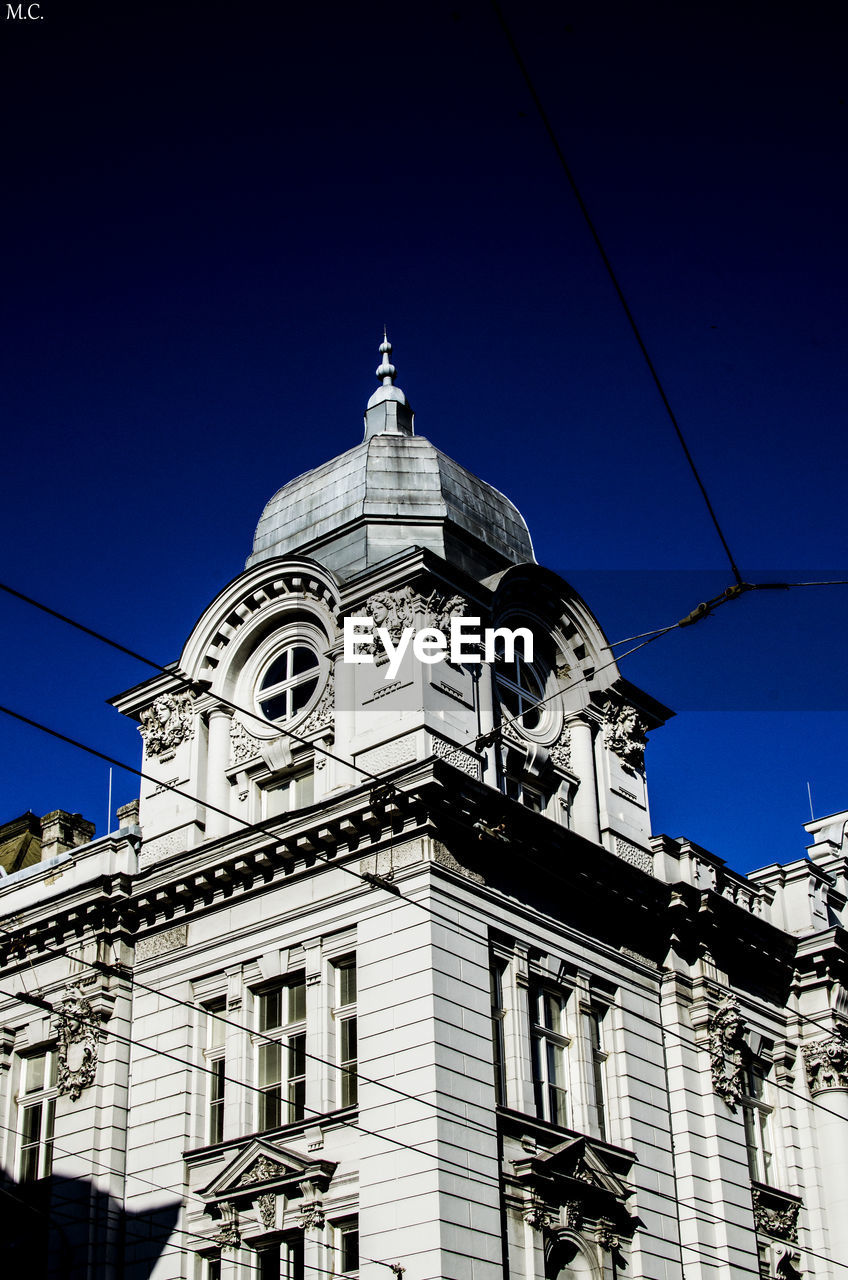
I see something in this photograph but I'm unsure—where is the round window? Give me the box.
[494,648,544,731]
[257,644,321,724]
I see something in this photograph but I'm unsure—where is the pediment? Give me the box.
[201,1137,336,1207]
[513,1136,631,1203]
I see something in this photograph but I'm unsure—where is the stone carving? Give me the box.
[136,925,188,963]
[752,1189,800,1243]
[300,671,334,735]
[255,1194,276,1230]
[357,739,417,773]
[230,718,262,766]
[431,736,481,779]
[363,587,419,649]
[594,1219,620,1251]
[55,985,97,1101]
[239,1155,285,1187]
[708,998,747,1110]
[298,1202,326,1231]
[802,1032,848,1093]
[563,1199,583,1231]
[614,836,653,875]
[600,695,649,768]
[214,1220,241,1249]
[139,828,190,869]
[523,1198,554,1230]
[361,587,468,660]
[549,733,572,773]
[139,691,196,759]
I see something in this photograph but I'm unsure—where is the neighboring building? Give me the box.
[1,342,847,1280]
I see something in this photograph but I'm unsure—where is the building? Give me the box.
[1,342,847,1280]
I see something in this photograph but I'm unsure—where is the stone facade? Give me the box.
[1,346,846,1280]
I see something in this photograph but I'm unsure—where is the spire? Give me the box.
[363,331,414,441]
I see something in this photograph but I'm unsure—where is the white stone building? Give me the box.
[1,342,847,1280]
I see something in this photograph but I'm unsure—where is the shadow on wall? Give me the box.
[0,1171,181,1279]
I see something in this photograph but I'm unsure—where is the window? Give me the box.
[494,643,544,732]
[334,956,357,1108]
[18,1050,57,1183]
[261,769,315,819]
[204,1257,221,1280]
[584,1006,608,1140]
[204,1001,227,1144]
[255,975,307,1129]
[742,1060,775,1184]
[502,773,544,813]
[258,645,321,725]
[490,960,507,1106]
[256,1238,304,1280]
[530,985,570,1127]
[337,1220,359,1274]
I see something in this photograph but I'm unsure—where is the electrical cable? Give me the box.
[486,0,745,588]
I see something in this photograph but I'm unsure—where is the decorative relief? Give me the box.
[298,1202,326,1231]
[239,1155,285,1186]
[139,691,196,759]
[230,718,262,766]
[562,1199,583,1231]
[356,740,417,773]
[548,732,572,773]
[55,985,98,1101]
[214,1220,241,1249]
[614,836,653,876]
[139,828,190,869]
[752,1189,800,1243]
[361,588,468,663]
[136,925,188,963]
[431,736,481,779]
[599,695,649,768]
[802,1032,848,1093]
[255,1194,276,1231]
[594,1219,620,1251]
[300,671,334,735]
[523,1198,555,1230]
[708,997,747,1110]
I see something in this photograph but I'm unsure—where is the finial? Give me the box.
[375,331,396,386]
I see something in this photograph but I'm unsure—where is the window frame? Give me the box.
[203,999,227,1145]
[529,982,571,1128]
[17,1048,57,1184]
[583,1003,609,1141]
[336,1218,359,1275]
[333,955,358,1110]
[741,1058,776,1186]
[253,973,308,1131]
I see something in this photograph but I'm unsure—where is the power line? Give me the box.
[487,0,745,588]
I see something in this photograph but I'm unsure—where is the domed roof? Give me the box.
[247,341,535,582]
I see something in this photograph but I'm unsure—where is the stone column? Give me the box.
[568,715,600,844]
[205,708,233,840]
[803,1034,848,1264]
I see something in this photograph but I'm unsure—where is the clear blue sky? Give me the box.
[1,0,845,873]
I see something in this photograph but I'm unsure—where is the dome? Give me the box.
[247,341,535,582]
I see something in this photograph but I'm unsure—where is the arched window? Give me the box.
[494,647,544,731]
[257,644,321,725]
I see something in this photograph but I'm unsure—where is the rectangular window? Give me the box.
[262,771,315,820]
[584,1006,608,1140]
[18,1050,57,1183]
[490,960,507,1106]
[205,1000,227,1144]
[256,974,307,1130]
[742,1061,774,1184]
[530,985,569,1127]
[335,956,358,1108]
[256,1238,303,1280]
[338,1220,359,1274]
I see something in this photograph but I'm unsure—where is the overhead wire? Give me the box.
[486,0,745,588]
